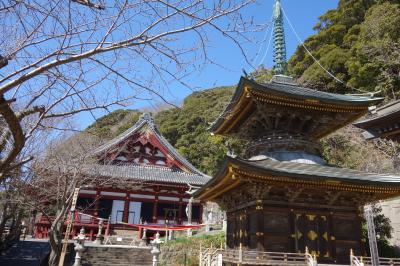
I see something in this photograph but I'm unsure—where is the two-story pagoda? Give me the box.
[194,76,400,264]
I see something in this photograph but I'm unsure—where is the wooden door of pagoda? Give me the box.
[294,213,330,259]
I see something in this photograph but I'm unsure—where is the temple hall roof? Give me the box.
[81,164,209,186]
[86,113,210,186]
[92,113,205,175]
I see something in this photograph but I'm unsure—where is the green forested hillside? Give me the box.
[289,0,400,99]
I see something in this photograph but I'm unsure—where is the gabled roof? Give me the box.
[210,77,383,136]
[194,156,400,201]
[91,113,205,176]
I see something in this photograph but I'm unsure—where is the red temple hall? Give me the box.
[35,113,210,239]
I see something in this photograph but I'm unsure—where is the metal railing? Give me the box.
[199,244,224,266]
[350,249,400,266]
[223,250,309,265]
[305,247,317,266]
[200,244,311,266]
[200,246,400,266]
[35,212,109,240]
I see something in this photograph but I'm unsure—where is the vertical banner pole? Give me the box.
[58,187,80,266]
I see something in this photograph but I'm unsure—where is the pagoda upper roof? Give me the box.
[211,77,383,137]
[92,113,205,176]
[353,100,400,140]
[194,156,400,202]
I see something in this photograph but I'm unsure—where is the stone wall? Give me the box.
[160,244,200,266]
[380,198,400,247]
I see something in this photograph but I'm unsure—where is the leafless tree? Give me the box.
[0,1,256,256]
[0,0,256,182]
[20,132,146,265]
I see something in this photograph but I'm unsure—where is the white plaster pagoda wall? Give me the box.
[380,198,400,248]
[202,202,225,228]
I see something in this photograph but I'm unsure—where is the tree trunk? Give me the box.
[48,220,62,266]
[48,204,68,266]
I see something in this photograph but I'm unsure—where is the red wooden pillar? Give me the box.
[94,190,101,216]
[123,194,130,223]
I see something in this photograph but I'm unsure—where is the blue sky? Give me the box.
[78,0,339,129]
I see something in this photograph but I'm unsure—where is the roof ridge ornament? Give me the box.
[270,74,296,85]
[137,112,156,129]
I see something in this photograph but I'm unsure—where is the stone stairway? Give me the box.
[0,239,50,266]
[81,245,153,266]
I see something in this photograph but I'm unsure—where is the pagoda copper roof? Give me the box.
[353,100,400,140]
[81,164,210,186]
[194,156,400,201]
[92,113,205,175]
[211,77,383,137]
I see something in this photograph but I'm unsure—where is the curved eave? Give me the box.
[194,157,400,202]
[210,77,249,133]
[193,157,238,201]
[211,77,383,135]
[248,78,383,106]
[354,109,400,129]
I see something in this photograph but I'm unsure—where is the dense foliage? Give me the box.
[288,0,400,99]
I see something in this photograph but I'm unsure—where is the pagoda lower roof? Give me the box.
[81,164,210,186]
[211,77,383,136]
[194,156,400,201]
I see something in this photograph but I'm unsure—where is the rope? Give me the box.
[281,6,345,85]
[281,5,375,95]
[117,221,207,231]
[251,15,274,69]
[259,22,274,66]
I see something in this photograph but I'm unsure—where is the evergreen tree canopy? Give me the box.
[288,0,400,99]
